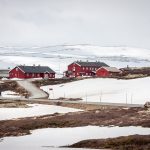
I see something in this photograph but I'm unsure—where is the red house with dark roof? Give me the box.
[96,67,121,77]
[9,65,55,79]
[64,61,109,77]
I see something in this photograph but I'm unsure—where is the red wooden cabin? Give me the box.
[64,61,109,77]
[9,65,55,79]
[96,67,121,77]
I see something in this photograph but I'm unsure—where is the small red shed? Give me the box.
[96,67,121,77]
[9,65,55,79]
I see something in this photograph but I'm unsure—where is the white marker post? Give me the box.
[131,93,133,104]
[85,92,87,104]
[99,90,102,103]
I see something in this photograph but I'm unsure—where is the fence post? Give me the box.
[131,93,133,104]
[64,92,65,98]
[85,92,87,103]
[100,90,102,103]
[126,92,128,104]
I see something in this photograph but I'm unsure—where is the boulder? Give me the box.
[144,101,150,108]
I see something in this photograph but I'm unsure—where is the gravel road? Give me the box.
[17,80,48,99]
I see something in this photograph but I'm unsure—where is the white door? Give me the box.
[44,73,49,79]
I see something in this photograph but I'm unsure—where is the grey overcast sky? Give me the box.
[0,0,150,48]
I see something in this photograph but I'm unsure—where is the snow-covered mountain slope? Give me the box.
[0,45,150,73]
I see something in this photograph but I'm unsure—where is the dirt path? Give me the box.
[17,80,48,99]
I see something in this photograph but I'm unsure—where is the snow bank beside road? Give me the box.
[41,78,150,104]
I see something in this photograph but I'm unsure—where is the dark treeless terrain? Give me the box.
[0,81,29,97]
[0,100,149,138]
[68,135,150,150]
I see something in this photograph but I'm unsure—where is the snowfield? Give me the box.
[0,45,150,73]
[0,104,82,120]
[0,126,149,149]
[41,78,150,104]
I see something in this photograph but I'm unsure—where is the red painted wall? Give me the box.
[67,63,98,77]
[9,67,55,79]
[68,63,82,77]
[9,67,25,78]
[96,68,110,77]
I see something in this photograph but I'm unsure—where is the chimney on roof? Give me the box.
[33,64,35,66]
[87,60,88,62]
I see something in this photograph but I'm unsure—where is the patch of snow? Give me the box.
[1,77,8,81]
[55,73,64,78]
[1,91,21,98]
[10,78,23,81]
[26,78,43,81]
[41,78,150,104]
[0,104,82,120]
[0,126,149,150]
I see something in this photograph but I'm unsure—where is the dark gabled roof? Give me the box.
[75,61,109,67]
[17,65,55,74]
